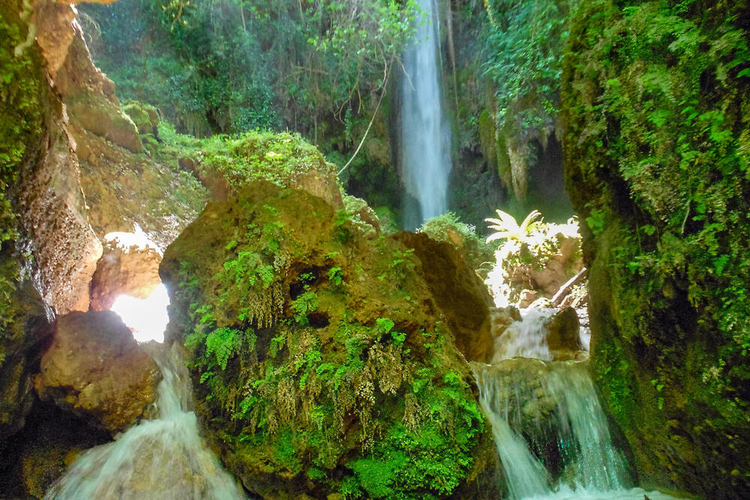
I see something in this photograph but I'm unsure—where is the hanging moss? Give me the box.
[563,0,750,496]
[0,7,45,247]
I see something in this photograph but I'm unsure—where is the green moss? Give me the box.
[162,181,491,498]
[0,10,44,247]
[563,0,750,494]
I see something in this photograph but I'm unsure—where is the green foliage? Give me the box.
[482,0,578,199]
[291,290,319,326]
[484,210,582,306]
[0,11,44,248]
[328,266,343,286]
[206,327,245,371]
[485,209,542,244]
[82,0,417,139]
[564,0,750,490]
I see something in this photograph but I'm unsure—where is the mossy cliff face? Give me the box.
[161,181,500,499]
[562,0,750,496]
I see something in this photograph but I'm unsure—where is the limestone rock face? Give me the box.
[395,232,496,363]
[15,66,103,314]
[33,0,78,78]
[89,232,163,311]
[34,311,160,433]
[56,24,142,153]
[161,181,500,499]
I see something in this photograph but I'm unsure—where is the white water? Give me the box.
[492,308,556,363]
[401,0,452,227]
[45,345,247,500]
[477,309,682,500]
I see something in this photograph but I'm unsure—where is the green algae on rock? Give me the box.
[160,180,500,499]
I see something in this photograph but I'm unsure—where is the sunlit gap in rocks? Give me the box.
[401,0,453,230]
[474,308,682,500]
[110,284,170,343]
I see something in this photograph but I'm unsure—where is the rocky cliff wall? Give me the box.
[562,1,750,496]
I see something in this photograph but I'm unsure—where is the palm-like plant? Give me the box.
[485,209,542,244]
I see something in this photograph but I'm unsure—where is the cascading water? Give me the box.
[45,344,247,500]
[401,0,452,229]
[475,308,681,500]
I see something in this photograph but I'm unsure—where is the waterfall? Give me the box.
[476,308,682,500]
[44,344,247,500]
[401,0,452,229]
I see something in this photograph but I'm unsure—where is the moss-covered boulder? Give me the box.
[123,101,160,138]
[160,181,500,499]
[563,0,750,496]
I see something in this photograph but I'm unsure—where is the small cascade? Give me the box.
[45,344,247,500]
[476,308,681,500]
[401,0,452,228]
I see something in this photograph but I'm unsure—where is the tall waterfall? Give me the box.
[476,308,682,500]
[45,344,247,500]
[401,0,452,229]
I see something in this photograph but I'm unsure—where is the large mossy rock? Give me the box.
[161,181,500,499]
[563,1,750,497]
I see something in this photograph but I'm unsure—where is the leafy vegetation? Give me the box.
[162,178,492,498]
[481,0,578,201]
[484,210,581,306]
[563,0,750,493]
[0,10,44,248]
[81,0,418,138]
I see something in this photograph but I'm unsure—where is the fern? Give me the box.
[205,327,243,370]
[485,209,542,244]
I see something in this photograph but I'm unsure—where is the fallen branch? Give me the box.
[552,267,588,306]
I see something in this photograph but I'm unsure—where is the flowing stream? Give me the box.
[475,308,681,500]
[401,0,452,228]
[44,344,246,500]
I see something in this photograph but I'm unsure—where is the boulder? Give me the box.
[490,306,522,338]
[160,181,500,499]
[395,232,496,363]
[34,311,160,433]
[544,307,583,360]
[122,101,160,139]
[89,232,163,311]
[517,289,538,308]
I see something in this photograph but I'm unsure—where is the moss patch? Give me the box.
[563,0,750,496]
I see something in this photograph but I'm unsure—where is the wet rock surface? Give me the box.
[34,311,160,433]
[0,253,54,450]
